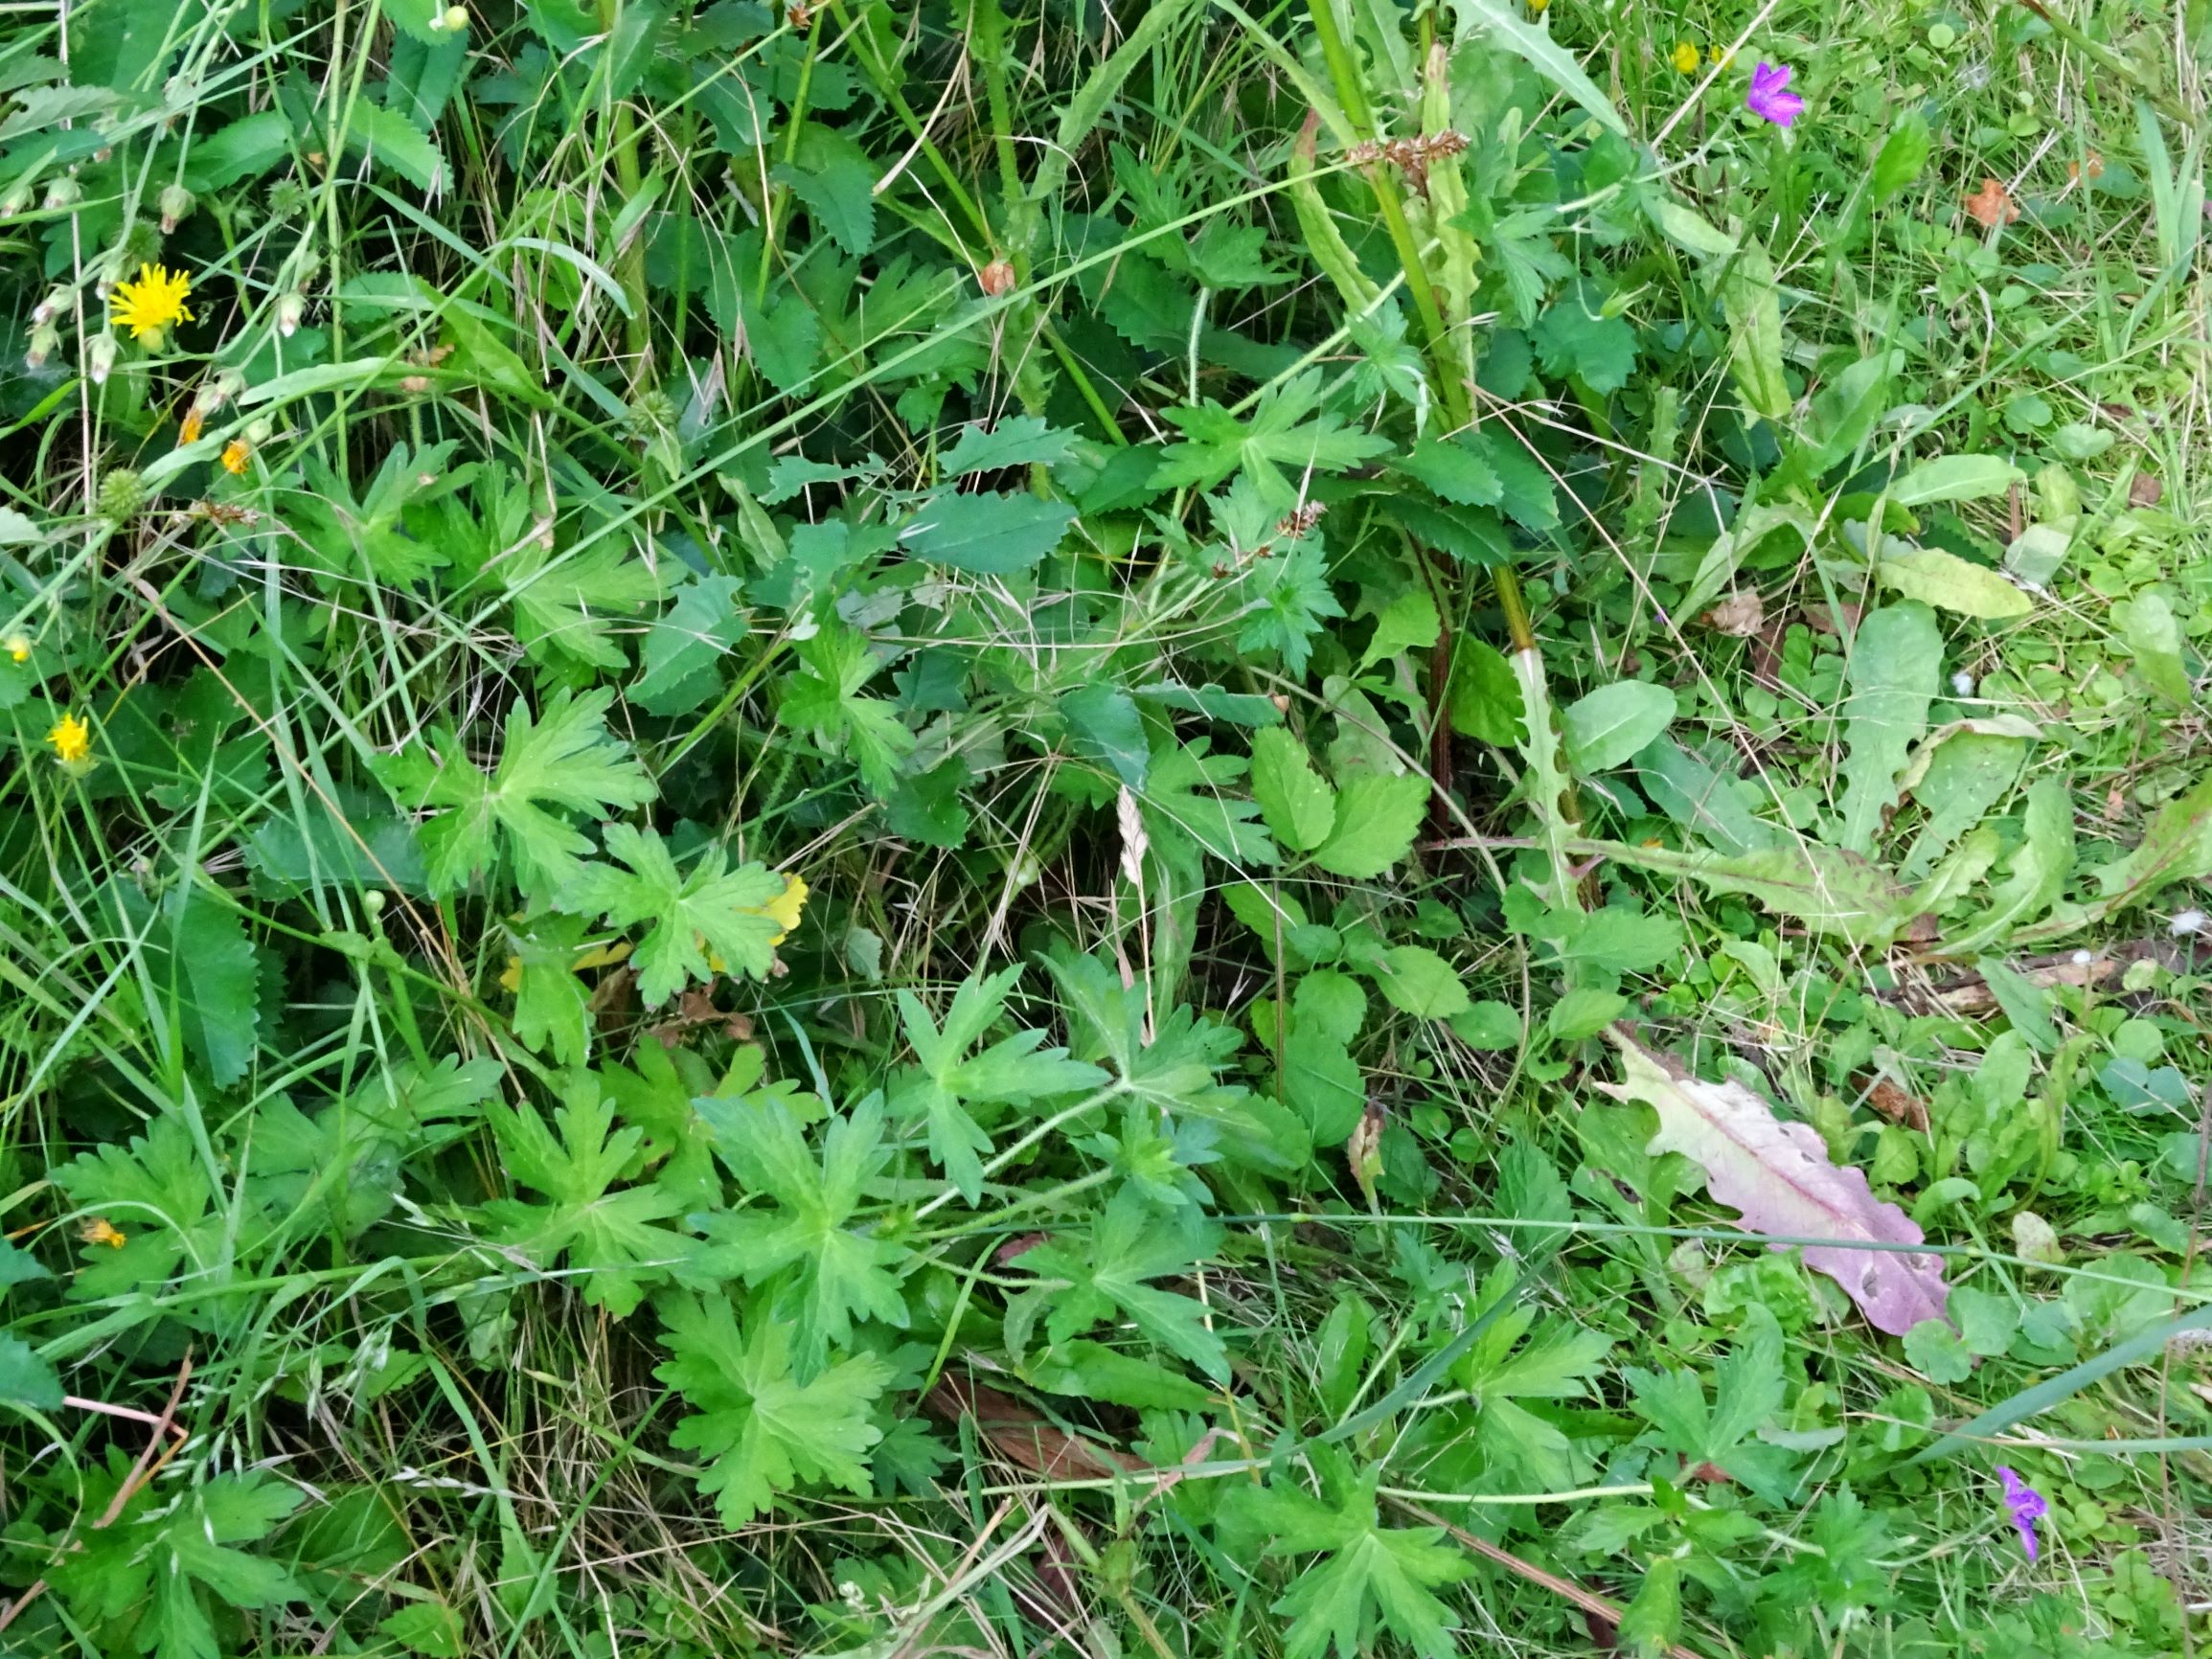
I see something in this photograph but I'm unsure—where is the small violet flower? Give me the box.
[1995,1466,2047,1561]
[1745,60,1805,127]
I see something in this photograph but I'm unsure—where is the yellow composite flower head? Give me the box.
[109,262,194,343]
[48,712,91,765]
[221,439,252,475]
[1672,39,1701,73]
[80,1216,126,1249]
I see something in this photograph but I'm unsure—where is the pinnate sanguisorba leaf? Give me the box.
[1595,1028,1950,1335]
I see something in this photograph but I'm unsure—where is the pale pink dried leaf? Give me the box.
[1701,589,1766,637]
[1596,1028,1950,1335]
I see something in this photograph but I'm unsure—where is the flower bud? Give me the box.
[33,286,71,326]
[214,368,244,401]
[244,417,273,444]
[97,466,147,521]
[26,322,59,370]
[977,259,1015,297]
[158,183,196,234]
[443,5,468,28]
[276,292,306,337]
[86,333,118,384]
[0,190,27,218]
[44,176,81,211]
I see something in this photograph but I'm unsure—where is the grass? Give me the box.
[0,0,2208,1654]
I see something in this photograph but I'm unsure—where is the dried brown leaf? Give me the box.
[1964,176,2018,227]
[923,1373,1143,1481]
[1700,589,1766,637]
[1862,1076,1929,1132]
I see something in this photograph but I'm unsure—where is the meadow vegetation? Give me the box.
[1,0,2209,1653]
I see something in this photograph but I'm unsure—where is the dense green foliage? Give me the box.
[1,0,2209,1654]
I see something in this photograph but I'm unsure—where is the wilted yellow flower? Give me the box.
[499,938,631,993]
[761,874,808,944]
[80,1217,126,1249]
[180,405,204,445]
[47,712,91,765]
[108,263,194,344]
[1672,39,1701,72]
[706,875,810,975]
[221,439,252,475]
[4,634,27,663]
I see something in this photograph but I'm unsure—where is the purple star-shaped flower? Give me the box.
[1995,1466,2047,1561]
[1745,60,1805,127]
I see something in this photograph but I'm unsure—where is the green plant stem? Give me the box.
[599,0,652,384]
[970,0,1022,219]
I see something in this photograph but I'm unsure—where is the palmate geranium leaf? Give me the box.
[1152,370,1391,502]
[503,534,670,670]
[375,687,654,898]
[484,1075,701,1316]
[778,617,915,796]
[890,966,1108,1201]
[693,1091,910,1376]
[1229,1464,1470,1659]
[1021,1188,1228,1381]
[136,1473,304,1659]
[1624,1306,1798,1502]
[655,1291,892,1526]
[567,824,787,1006]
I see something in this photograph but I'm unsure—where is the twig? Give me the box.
[0,1352,194,1636]
[1389,1497,1721,1659]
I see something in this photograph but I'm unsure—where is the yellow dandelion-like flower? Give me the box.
[180,406,204,445]
[4,633,28,664]
[1710,43,1730,64]
[108,262,194,344]
[80,1217,127,1249]
[1672,39,1701,73]
[221,439,252,475]
[48,712,91,765]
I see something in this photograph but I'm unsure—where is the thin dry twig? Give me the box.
[0,1352,194,1637]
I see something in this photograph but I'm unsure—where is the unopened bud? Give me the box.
[244,417,273,445]
[0,190,27,218]
[26,322,59,370]
[276,292,306,337]
[44,176,81,211]
[443,4,468,28]
[157,183,196,234]
[87,333,118,384]
[97,467,146,521]
[214,368,244,401]
[32,286,70,326]
[977,259,1015,297]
